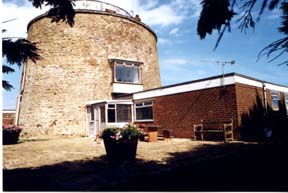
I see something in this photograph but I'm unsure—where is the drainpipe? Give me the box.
[262,82,268,116]
[15,94,21,125]
[15,63,27,125]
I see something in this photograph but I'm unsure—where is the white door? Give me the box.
[87,106,100,137]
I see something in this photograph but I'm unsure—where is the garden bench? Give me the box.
[157,130,171,141]
[193,119,234,142]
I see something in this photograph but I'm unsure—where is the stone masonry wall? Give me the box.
[18,11,161,136]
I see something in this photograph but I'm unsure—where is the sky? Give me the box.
[2,0,288,110]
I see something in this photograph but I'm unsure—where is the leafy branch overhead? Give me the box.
[2,0,76,91]
[28,0,76,26]
[2,39,41,66]
[2,38,41,91]
[197,0,288,65]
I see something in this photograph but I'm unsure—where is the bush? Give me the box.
[101,124,142,161]
[101,124,141,141]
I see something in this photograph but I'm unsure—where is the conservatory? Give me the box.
[86,99,154,137]
[86,100,133,137]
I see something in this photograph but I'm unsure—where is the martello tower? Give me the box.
[17,0,161,136]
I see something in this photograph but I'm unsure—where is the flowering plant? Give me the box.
[101,123,141,141]
[3,125,23,132]
[3,125,22,145]
[101,123,141,161]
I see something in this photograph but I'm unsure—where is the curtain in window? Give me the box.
[117,104,131,122]
[115,64,140,83]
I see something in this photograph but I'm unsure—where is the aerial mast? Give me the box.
[201,60,235,87]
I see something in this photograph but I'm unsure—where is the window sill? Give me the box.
[112,81,142,85]
[134,120,154,123]
[112,82,144,94]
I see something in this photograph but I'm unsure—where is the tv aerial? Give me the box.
[201,60,235,87]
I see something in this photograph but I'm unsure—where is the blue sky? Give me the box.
[2,0,288,109]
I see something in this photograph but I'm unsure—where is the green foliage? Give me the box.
[2,38,41,66]
[101,127,119,140]
[121,124,142,140]
[197,0,288,65]
[2,0,75,91]
[28,0,75,26]
[2,38,41,91]
[101,124,141,141]
[197,0,236,39]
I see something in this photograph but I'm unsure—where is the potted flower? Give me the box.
[3,125,22,145]
[101,123,141,161]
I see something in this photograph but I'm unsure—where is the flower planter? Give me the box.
[3,125,22,145]
[3,130,21,145]
[104,138,138,161]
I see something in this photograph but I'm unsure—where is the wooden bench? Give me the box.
[193,119,234,142]
[157,130,171,141]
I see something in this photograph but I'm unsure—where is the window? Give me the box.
[117,104,132,122]
[100,106,105,123]
[108,104,116,122]
[89,107,94,121]
[271,92,280,111]
[114,63,140,84]
[135,101,153,121]
[107,104,132,123]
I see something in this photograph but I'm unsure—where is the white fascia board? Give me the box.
[2,110,16,113]
[113,83,143,94]
[234,75,263,88]
[86,100,133,106]
[264,83,288,93]
[133,76,235,100]
[234,75,288,93]
[86,100,106,106]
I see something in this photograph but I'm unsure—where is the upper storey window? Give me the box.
[109,59,142,84]
[115,64,140,84]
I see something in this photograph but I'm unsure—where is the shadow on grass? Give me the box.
[3,142,288,191]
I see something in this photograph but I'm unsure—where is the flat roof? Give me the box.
[86,99,133,106]
[128,73,288,100]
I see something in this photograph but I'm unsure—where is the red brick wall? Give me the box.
[234,84,265,139]
[2,113,16,125]
[137,85,238,138]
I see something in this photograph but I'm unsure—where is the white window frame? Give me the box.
[135,101,154,122]
[107,104,116,123]
[114,62,141,84]
[107,103,132,123]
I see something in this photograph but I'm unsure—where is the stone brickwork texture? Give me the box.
[18,11,161,136]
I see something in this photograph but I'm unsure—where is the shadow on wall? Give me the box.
[240,92,288,143]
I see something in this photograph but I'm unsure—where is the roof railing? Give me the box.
[74,0,133,17]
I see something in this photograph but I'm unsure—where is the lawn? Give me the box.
[3,137,288,191]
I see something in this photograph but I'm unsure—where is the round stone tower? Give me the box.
[18,0,161,136]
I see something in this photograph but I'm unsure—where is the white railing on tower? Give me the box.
[74,0,132,17]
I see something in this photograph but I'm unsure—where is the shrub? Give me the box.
[101,124,141,141]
